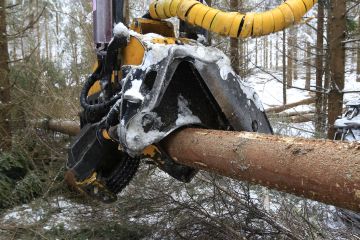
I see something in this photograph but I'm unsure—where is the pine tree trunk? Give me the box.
[230,0,239,75]
[0,0,12,151]
[286,28,293,89]
[269,38,273,69]
[315,3,324,135]
[357,15,360,82]
[36,0,41,62]
[275,33,279,69]
[45,10,49,60]
[305,41,311,90]
[263,37,268,69]
[293,29,298,80]
[322,7,331,130]
[327,0,346,139]
[283,30,287,105]
[239,39,244,75]
[255,38,258,66]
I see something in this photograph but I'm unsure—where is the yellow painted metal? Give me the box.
[102,129,111,140]
[239,13,255,38]
[186,4,203,25]
[194,5,211,26]
[177,0,200,20]
[149,0,316,38]
[270,8,286,32]
[142,145,160,158]
[88,81,101,96]
[149,2,159,19]
[151,37,177,44]
[261,11,275,35]
[210,12,237,36]
[163,0,173,17]
[303,0,317,11]
[155,0,168,19]
[170,0,182,16]
[278,3,295,27]
[286,0,307,23]
[252,13,263,37]
[130,18,175,37]
[229,13,244,38]
[88,36,145,97]
[123,36,145,66]
[202,9,220,30]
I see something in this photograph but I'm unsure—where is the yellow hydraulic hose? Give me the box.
[149,0,317,38]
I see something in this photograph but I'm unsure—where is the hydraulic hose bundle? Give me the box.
[149,0,317,38]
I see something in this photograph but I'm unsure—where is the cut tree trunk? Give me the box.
[327,0,346,139]
[163,128,360,212]
[40,120,360,212]
[0,0,12,151]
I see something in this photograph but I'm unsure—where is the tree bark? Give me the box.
[315,2,324,134]
[0,0,12,151]
[255,38,258,66]
[327,0,346,139]
[293,29,298,80]
[357,15,360,82]
[322,7,331,133]
[286,28,293,88]
[275,33,279,69]
[163,128,360,212]
[305,41,311,90]
[282,30,287,104]
[230,0,239,75]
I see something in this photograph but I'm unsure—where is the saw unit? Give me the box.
[65,0,317,203]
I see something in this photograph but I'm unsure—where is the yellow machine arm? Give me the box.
[149,0,317,38]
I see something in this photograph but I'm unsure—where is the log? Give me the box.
[269,110,315,118]
[34,119,80,136]
[163,129,360,212]
[266,98,316,114]
[43,120,360,212]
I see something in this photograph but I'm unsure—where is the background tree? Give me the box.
[0,0,12,151]
[327,0,346,138]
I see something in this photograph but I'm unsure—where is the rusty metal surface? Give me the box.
[162,128,360,212]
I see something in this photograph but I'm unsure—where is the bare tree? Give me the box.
[315,2,325,134]
[230,0,239,75]
[327,0,346,138]
[357,14,360,82]
[0,0,12,151]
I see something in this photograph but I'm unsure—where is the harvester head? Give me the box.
[66,0,316,202]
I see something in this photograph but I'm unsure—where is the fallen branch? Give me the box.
[266,98,316,114]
